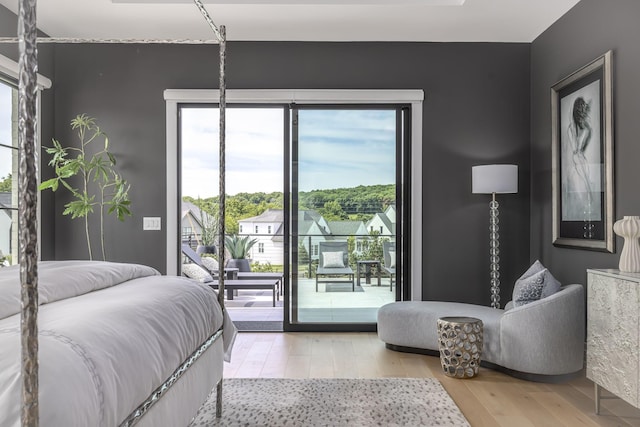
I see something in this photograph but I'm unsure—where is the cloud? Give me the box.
[181,107,396,196]
[298,110,395,191]
[181,108,284,197]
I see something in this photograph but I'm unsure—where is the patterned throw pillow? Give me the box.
[182,263,214,283]
[201,256,219,273]
[322,251,345,268]
[512,260,561,307]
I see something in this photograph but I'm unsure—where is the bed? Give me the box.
[0,260,236,426]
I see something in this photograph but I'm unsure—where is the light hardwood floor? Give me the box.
[225,332,640,427]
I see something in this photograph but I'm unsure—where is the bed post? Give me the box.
[215,23,226,419]
[17,0,40,426]
[193,0,226,417]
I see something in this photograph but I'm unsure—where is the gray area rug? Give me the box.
[233,321,283,332]
[189,378,470,426]
[224,290,284,308]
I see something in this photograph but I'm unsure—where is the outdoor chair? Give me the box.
[182,244,223,276]
[382,241,396,291]
[181,243,284,295]
[316,241,355,292]
[182,245,284,307]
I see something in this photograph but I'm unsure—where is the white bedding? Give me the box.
[0,261,233,427]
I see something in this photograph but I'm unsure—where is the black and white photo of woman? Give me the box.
[560,80,602,222]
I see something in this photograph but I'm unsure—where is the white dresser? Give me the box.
[586,269,640,413]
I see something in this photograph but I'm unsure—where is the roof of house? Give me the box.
[271,223,285,242]
[0,192,12,209]
[181,201,217,229]
[327,220,366,237]
[239,209,284,223]
[299,210,322,223]
[385,204,396,216]
[181,201,203,226]
[298,220,331,238]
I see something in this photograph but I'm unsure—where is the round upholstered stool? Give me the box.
[437,317,483,379]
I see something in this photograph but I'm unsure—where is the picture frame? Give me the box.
[551,50,614,252]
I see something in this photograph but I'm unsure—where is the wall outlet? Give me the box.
[143,217,161,231]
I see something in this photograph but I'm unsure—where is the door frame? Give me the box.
[164,89,424,300]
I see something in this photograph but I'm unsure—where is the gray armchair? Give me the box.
[316,241,355,292]
[382,241,396,291]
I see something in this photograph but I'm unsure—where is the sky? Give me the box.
[298,109,396,193]
[181,107,285,198]
[181,107,396,198]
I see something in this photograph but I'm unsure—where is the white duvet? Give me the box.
[0,261,232,427]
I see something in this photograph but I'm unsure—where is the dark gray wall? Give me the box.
[1,6,532,304]
[530,0,640,285]
[51,42,531,304]
[0,4,55,260]
[0,5,18,60]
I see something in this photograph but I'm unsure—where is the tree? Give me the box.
[362,230,388,275]
[298,242,310,265]
[0,174,11,192]
[182,183,394,239]
[319,200,347,220]
[198,201,219,247]
[40,114,131,260]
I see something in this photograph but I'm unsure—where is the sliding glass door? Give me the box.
[176,99,412,332]
[288,106,408,330]
[180,105,285,329]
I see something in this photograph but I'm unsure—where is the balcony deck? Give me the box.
[226,276,396,328]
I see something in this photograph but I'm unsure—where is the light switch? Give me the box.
[143,217,161,231]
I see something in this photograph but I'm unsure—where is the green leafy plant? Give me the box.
[39,114,132,260]
[0,252,12,267]
[224,234,258,259]
[250,261,278,272]
[0,174,12,192]
[197,200,219,247]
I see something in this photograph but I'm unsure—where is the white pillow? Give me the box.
[322,251,345,268]
[512,260,561,307]
[182,263,214,283]
[388,250,396,268]
[201,256,219,272]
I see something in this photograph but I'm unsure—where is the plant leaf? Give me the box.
[39,178,59,192]
[63,197,95,219]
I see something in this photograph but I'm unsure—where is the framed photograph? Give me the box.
[552,50,614,252]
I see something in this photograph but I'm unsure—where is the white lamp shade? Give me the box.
[472,164,518,194]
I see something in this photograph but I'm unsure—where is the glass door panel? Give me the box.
[0,81,18,265]
[291,107,399,326]
[180,105,285,329]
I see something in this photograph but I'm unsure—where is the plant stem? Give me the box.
[100,184,106,261]
[85,216,92,260]
[80,126,93,260]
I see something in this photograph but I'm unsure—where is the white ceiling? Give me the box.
[0,0,581,42]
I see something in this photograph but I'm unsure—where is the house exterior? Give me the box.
[237,209,382,266]
[326,220,369,253]
[298,210,332,261]
[181,201,214,249]
[238,209,284,264]
[366,205,396,236]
